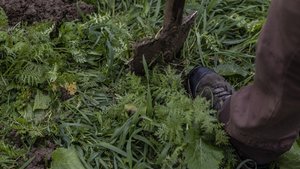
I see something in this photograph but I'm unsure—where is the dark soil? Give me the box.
[6,129,23,148]
[4,129,57,169]
[0,0,95,25]
[26,139,56,169]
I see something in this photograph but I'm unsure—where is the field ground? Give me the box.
[0,0,299,169]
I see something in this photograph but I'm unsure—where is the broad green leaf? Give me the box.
[184,129,223,169]
[51,148,86,169]
[214,63,248,77]
[33,90,51,111]
[279,140,300,169]
[185,140,223,169]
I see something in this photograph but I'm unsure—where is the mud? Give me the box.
[0,0,95,25]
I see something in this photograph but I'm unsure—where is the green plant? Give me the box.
[2,0,293,169]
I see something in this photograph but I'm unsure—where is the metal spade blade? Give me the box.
[130,0,197,75]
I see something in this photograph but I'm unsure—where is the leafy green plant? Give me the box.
[279,140,300,169]
[51,148,86,169]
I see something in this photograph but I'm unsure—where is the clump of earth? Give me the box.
[0,0,95,25]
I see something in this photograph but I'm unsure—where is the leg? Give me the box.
[219,0,300,164]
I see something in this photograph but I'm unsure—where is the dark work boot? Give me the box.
[186,66,234,111]
[186,66,273,169]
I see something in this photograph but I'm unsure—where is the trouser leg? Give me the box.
[219,0,300,164]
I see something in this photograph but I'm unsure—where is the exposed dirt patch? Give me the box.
[6,129,23,148]
[0,0,95,25]
[25,139,56,169]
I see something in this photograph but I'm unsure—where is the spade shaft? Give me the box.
[130,0,197,75]
[163,0,185,29]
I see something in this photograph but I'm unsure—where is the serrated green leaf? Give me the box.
[51,148,86,169]
[184,129,223,169]
[33,90,51,111]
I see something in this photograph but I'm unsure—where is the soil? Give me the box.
[6,129,23,148]
[26,139,56,169]
[5,131,56,169]
[0,0,95,25]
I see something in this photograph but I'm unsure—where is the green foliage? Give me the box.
[0,0,286,169]
[0,140,26,169]
[214,63,248,77]
[0,7,8,27]
[184,0,269,88]
[184,131,223,169]
[51,148,86,169]
[33,90,51,111]
[53,67,229,169]
[279,140,300,169]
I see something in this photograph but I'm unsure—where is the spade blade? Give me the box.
[130,0,197,75]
